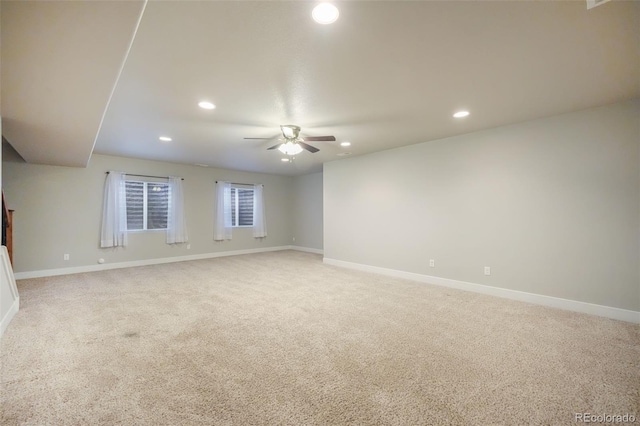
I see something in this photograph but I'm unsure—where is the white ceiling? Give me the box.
[1,0,145,166]
[2,0,639,176]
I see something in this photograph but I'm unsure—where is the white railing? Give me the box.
[0,245,19,338]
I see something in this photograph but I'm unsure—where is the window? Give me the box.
[231,186,254,227]
[125,181,169,231]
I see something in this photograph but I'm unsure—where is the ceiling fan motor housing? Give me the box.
[281,125,301,140]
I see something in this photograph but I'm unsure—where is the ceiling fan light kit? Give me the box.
[278,141,304,156]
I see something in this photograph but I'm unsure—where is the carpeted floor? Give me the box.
[1,250,638,425]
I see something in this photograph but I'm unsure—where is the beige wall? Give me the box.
[2,152,294,273]
[292,172,323,251]
[324,100,640,311]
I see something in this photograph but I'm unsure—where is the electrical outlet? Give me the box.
[484,266,491,276]
[292,237,296,242]
[63,254,70,261]
[187,244,191,250]
[429,259,435,267]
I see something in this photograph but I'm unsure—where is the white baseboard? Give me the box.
[290,246,324,255]
[323,257,640,324]
[1,246,19,338]
[14,246,294,280]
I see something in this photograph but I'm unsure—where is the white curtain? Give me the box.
[253,184,267,238]
[100,171,128,248]
[214,181,232,241]
[167,177,188,244]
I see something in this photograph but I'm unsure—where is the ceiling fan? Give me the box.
[244,125,336,155]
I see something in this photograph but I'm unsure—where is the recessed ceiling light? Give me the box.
[453,110,470,118]
[340,141,351,147]
[198,101,216,110]
[312,3,339,24]
[281,158,291,163]
[159,136,172,142]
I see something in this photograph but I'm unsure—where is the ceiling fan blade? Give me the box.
[297,141,320,153]
[267,143,282,150]
[303,136,336,142]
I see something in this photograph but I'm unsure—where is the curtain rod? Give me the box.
[216,181,263,187]
[106,172,184,181]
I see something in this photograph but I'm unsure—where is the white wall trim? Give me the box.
[14,246,294,280]
[0,298,19,338]
[1,246,19,338]
[290,246,324,255]
[323,257,640,324]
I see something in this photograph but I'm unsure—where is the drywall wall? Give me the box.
[324,100,640,312]
[2,152,294,274]
[292,172,323,251]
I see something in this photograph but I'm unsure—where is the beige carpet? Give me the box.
[1,251,638,425]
